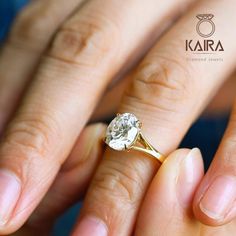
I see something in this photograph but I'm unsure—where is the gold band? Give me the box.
[130,132,165,163]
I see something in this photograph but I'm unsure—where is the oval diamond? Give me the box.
[105,113,141,151]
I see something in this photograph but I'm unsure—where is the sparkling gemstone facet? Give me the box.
[105,113,141,151]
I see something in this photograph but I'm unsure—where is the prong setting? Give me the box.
[105,113,141,151]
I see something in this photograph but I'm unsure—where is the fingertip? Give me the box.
[193,174,236,226]
[192,197,232,226]
[177,148,204,207]
[162,148,204,175]
[193,203,224,226]
[72,216,108,236]
[146,147,204,209]
[135,148,204,235]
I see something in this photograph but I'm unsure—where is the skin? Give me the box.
[11,123,107,235]
[135,148,236,236]
[12,134,236,236]
[0,0,236,235]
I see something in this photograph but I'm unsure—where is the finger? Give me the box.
[193,101,236,226]
[74,1,236,235]
[0,0,192,234]
[13,123,106,235]
[0,0,84,133]
[205,73,236,116]
[91,73,132,122]
[135,148,204,236]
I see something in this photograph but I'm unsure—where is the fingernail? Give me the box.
[73,216,108,236]
[177,148,202,207]
[0,170,21,225]
[199,175,236,220]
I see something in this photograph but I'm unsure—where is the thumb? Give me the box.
[135,148,204,236]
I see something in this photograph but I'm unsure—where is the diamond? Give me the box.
[105,113,141,151]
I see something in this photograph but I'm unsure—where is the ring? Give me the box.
[104,113,165,163]
[196,14,215,38]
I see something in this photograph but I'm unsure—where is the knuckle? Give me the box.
[9,4,51,47]
[2,112,60,162]
[135,56,193,102]
[91,158,145,206]
[48,15,120,66]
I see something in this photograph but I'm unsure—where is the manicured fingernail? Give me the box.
[177,148,202,207]
[0,170,21,225]
[199,175,236,220]
[73,216,108,236]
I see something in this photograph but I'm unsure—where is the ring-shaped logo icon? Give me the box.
[196,14,215,38]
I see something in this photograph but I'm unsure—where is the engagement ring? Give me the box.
[104,113,165,163]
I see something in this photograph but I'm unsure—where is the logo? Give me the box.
[185,14,224,53]
[196,14,215,38]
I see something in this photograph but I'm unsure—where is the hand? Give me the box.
[131,149,236,236]
[15,147,236,236]
[0,0,197,233]
[0,0,236,235]
[2,123,105,236]
[17,147,236,236]
[71,1,236,235]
